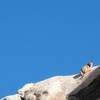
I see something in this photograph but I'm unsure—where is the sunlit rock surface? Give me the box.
[1,66,100,100]
[0,94,21,100]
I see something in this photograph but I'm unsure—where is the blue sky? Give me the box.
[0,0,100,98]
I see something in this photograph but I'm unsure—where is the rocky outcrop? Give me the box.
[1,66,100,100]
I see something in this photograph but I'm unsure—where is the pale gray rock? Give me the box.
[0,94,21,100]
[1,66,100,100]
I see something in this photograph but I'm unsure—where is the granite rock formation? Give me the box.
[1,66,100,100]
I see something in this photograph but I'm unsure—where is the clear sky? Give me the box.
[0,0,100,98]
